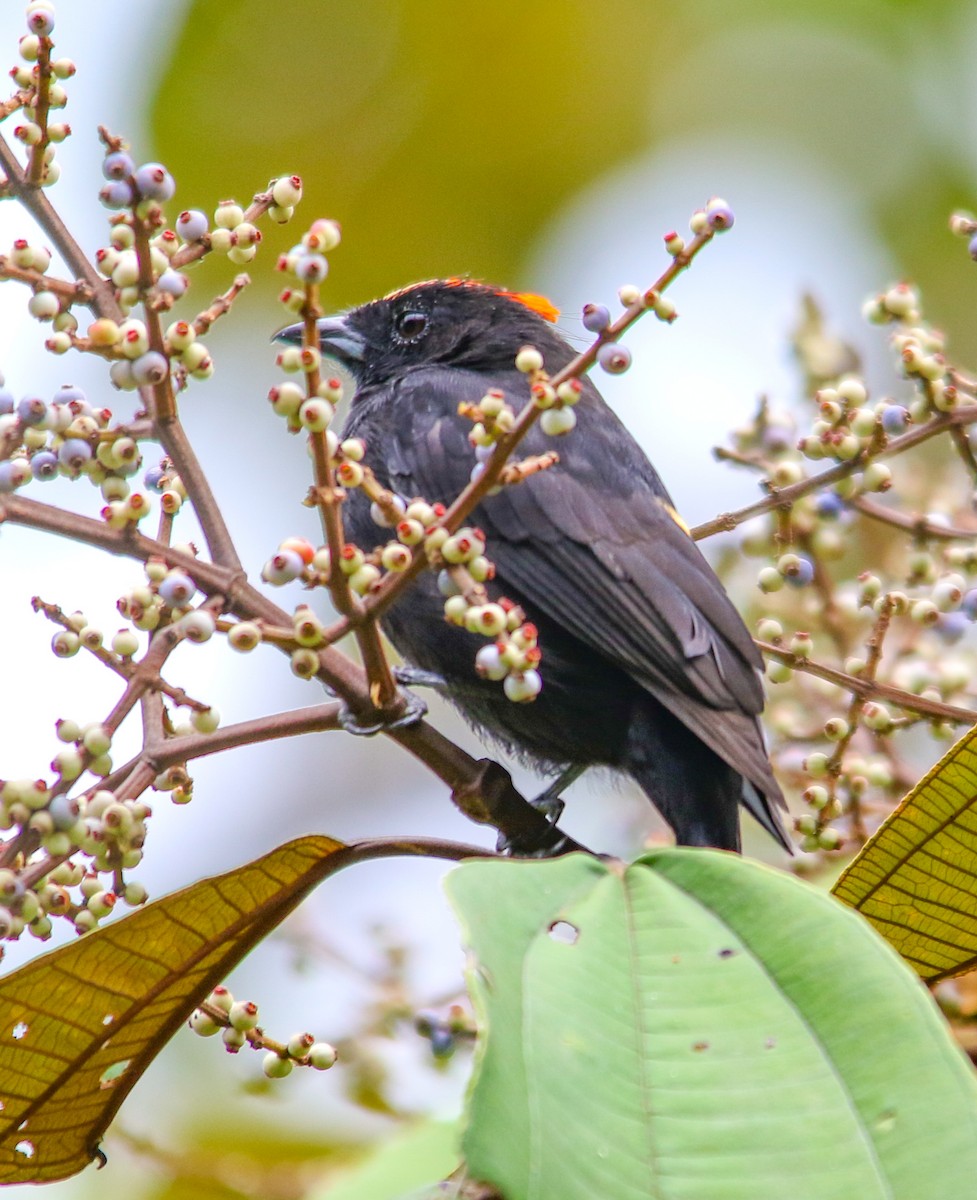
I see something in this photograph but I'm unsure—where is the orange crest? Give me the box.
[498,290,560,323]
[383,278,559,323]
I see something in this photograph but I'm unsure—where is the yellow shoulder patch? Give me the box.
[658,498,691,536]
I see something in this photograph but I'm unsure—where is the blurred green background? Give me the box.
[4,0,977,1195]
[155,0,977,346]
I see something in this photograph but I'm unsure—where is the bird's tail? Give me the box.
[624,701,791,853]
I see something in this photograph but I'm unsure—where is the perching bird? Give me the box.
[278,279,790,853]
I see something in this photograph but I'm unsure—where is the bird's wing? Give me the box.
[370,366,765,720]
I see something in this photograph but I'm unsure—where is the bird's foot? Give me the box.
[496,765,584,854]
[338,688,428,736]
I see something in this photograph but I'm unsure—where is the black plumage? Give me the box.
[279,280,790,852]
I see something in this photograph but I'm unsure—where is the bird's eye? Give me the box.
[395,311,428,341]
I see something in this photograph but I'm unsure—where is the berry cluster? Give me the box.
[0,381,149,515]
[190,984,337,1079]
[9,3,73,188]
[716,268,977,856]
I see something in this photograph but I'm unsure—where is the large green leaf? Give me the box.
[833,725,977,982]
[0,835,347,1184]
[447,851,977,1200]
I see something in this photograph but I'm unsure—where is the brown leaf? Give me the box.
[0,835,347,1183]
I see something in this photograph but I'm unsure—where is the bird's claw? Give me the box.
[528,791,566,825]
[338,689,428,736]
[393,666,450,692]
[495,766,581,854]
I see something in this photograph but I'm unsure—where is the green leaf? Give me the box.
[447,851,977,1200]
[310,1120,459,1200]
[833,724,977,981]
[0,835,348,1184]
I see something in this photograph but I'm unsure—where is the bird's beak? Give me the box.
[273,315,366,366]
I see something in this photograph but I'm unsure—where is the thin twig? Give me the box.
[692,406,977,541]
[756,638,977,724]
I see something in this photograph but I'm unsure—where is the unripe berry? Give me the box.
[228,999,259,1031]
[272,175,303,207]
[823,717,849,741]
[540,407,576,436]
[181,610,216,642]
[308,1041,338,1069]
[228,621,261,652]
[215,200,244,229]
[503,670,542,702]
[515,346,543,373]
[262,1052,293,1079]
[190,1010,220,1037]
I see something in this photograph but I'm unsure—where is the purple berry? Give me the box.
[58,438,92,469]
[53,384,86,406]
[143,465,166,491]
[261,549,305,585]
[157,269,188,298]
[0,390,15,414]
[815,492,844,519]
[428,1026,455,1060]
[158,571,197,607]
[30,450,58,481]
[294,254,328,283]
[48,794,80,831]
[131,351,169,386]
[706,200,735,231]
[596,342,632,375]
[962,589,977,620]
[132,163,175,202]
[26,8,55,36]
[175,209,208,241]
[582,303,611,333]
[99,180,134,210]
[0,461,23,492]
[969,234,977,262]
[880,404,909,435]
[785,556,815,587]
[936,612,969,644]
[17,395,47,426]
[102,151,134,181]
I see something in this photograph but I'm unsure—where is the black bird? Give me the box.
[278,280,790,852]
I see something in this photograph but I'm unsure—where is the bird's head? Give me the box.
[275,278,568,388]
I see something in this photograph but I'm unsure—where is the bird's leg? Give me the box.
[530,763,585,823]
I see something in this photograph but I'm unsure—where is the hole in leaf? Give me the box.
[0,1099,5,1112]
[765,1037,777,1050]
[11,1022,28,1040]
[14,1139,34,1160]
[548,920,578,945]
[99,1059,130,1088]
[101,1014,116,1026]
